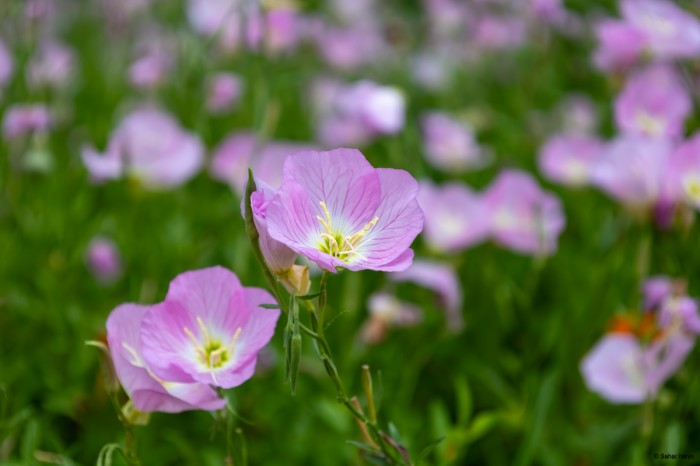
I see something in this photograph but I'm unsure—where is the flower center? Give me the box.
[316,201,378,262]
[683,174,700,207]
[184,317,242,382]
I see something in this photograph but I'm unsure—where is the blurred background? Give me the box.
[1,0,700,464]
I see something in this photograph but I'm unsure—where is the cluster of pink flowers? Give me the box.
[106,267,280,412]
[581,277,700,403]
[419,170,565,257]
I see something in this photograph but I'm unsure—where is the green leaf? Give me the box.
[260,303,281,309]
[416,436,446,463]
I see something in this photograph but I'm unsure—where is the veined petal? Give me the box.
[280,148,381,234]
[349,168,423,271]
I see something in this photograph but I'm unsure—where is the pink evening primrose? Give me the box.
[87,236,122,283]
[81,107,204,189]
[417,180,489,253]
[206,72,243,114]
[589,136,672,211]
[614,64,691,139]
[360,292,422,344]
[265,149,423,273]
[138,266,280,389]
[27,40,74,90]
[482,170,566,256]
[2,104,51,140]
[107,303,225,412]
[664,133,700,211]
[0,38,13,88]
[391,259,463,331]
[621,0,700,61]
[209,131,315,195]
[593,19,646,72]
[538,134,604,187]
[421,112,487,173]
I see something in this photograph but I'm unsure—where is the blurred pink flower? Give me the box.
[206,72,243,114]
[417,180,489,253]
[266,149,423,273]
[621,0,700,60]
[593,20,646,71]
[27,40,75,89]
[139,266,280,388]
[2,104,51,140]
[538,134,604,187]
[360,292,422,344]
[558,95,598,135]
[614,64,691,139]
[313,79,405,147]
[483,170,565,256]
[589,137,672,210]
[81,107,204,189]
[472,15,527,50]
[0,39,12,88]
[421,112,487,172]
[581,332,694,403]
[391,259,463,331]
[128,47,172,90]
[313,24,387,71]
[87,237,122,283]
[209,131,315,194]
[246,8,300,54]
[665,133,700,210]
[187,0,242,51]
[107,303,226,412]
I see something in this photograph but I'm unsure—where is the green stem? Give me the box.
[318,271,329,336]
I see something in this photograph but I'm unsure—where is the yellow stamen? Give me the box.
[316,200,379,262]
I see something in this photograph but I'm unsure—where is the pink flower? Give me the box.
[81,107,204,189]
[128,47,173,90]
[2,104,51,140]
[0,39,12,88]
[312,24,387,71]
[621,0,700,60]
[360,292,422,344]
[614,64,691,139]
[593,20,646,71]
[312,79,405,147]
[663,133,700,210]
[266,149,423,273]
[107,303,225,412]
[87,237,122,283]
[581,332,694,404]
[421,112,487,173]
[390,259,463,331]
[206,73,243,114]
[209,131,315,194]
[482,170,565,256]
[538,134,604,187]
[139,267,280,388]
[589,137,672,210]
[417,181,489,253]
[27,40,74,89]
[187,0,242,52]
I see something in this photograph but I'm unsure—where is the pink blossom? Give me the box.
[482,170,565,256]
[107,303,225,412]
[206,73,243,114]
[27,40,75,89]
[87,237,122,283]
[593,20,646,71]
[421,112,487,172]
[2,104,51,140]
[614,64,691,139]
[265,149,423,273]
[128,45,173,89]
[390,259,463,331]
[471,16,527,51]
[139,267,280,388]
[81,107,204,189]
[558,95,598,135]
[209,131,315,194]
[581,332,694,403]
[187,0,242,51]
[663,133,700,210]
[0,39,12,88]
[312,24,387,71]
[621,0,700,60]
[538,134,604,187]
[417,181,489,253]
[360,292,422,344]
[589,137,672,210]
